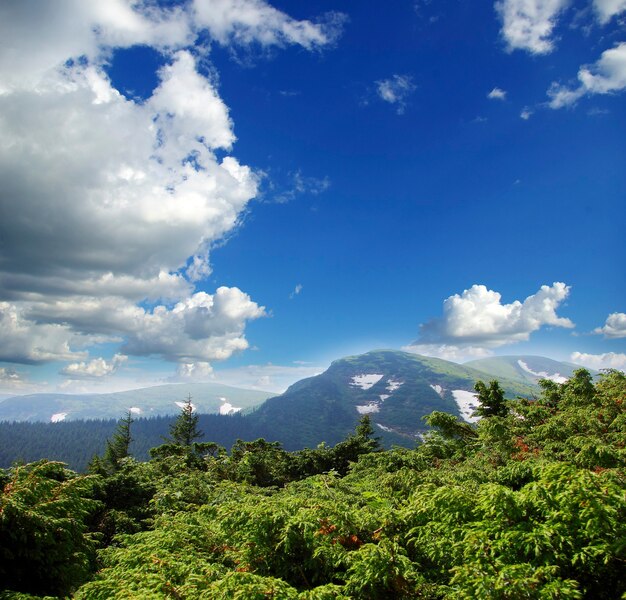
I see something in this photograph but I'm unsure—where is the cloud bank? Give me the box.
[496,0,570,54]
[548,43,626,108]
[594,312,626,338]
[406,283,574,360]
[0,0,338,378]
[571,351,626,371]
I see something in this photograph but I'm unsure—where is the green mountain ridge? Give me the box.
[0,382,273,423]
[247,350,538,448]
[0,351,584,469]
[464,354,595,385]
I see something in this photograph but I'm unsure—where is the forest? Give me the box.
[1,369,625,599]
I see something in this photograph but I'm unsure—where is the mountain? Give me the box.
[0,382,273,423]
[246,350,537,449]
[464,355,592,385]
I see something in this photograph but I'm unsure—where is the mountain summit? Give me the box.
[248,350,536,448]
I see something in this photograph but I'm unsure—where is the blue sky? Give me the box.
[0,0,624,395]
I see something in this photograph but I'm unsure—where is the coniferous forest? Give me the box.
[1,369,625,599]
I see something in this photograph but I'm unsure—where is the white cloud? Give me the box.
[402,344,493,362]
[61,354,128,379]
[548,43,626,108]
[593,312,626,338]
[175,361,215,380]
[0,302,88,364]
[290,284,303,299]
[212,363,325,392]
[270,170,331,203]
[415,282,574,348]
[488,87,507,100]
[0,366,27,390]
[376,75,416,114]
[192,0,346,49]
[496,0,570,54]
[593,0,626,23]
[0,1,332,371]
[570,351,626,371]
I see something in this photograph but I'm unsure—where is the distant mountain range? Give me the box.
[0,351,592,469]
[465,355,589,385]
[0,383,272,423]
[0,352,587,429]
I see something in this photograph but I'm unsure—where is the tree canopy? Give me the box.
[1,369,625,599]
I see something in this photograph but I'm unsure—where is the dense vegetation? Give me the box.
[1,369,625,599]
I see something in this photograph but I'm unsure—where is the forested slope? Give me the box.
[1,369,625,599]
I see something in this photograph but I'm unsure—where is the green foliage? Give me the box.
[168,395,203,446]
[0,461,99,597]
[474,379,509,418]
[2,369,626,599]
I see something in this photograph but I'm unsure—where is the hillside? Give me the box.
[0,382,273,423]
[248,350,537,448]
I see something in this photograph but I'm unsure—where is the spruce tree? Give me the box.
[103,410,133,471]
[474,379,508,418]
[169,394,203,446]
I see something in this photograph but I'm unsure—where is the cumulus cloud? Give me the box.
[0,302,88,364]
[175,361,214,381]
[414,282,574,348]
[593,312,626,338]
[487,87,507,100]
[593,0,626,23]
[0,1,332,371]
[548,43,626,108]
[376,75,416,114]
[570,351,626,371]
[496,0,570,54]
[402,344,493,362]
[0,366,28,391]
[61,354,128,379]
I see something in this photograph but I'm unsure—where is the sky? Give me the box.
[0,0,625,397]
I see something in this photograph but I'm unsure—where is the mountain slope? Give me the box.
[0,383,273,423]
[464,355,592,385]
[248,350,537,449]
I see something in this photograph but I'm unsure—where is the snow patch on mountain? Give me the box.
[51,412,67,423]
[386,379,403,392]
[175,401,197,411]
[517,360,568,384]
[452,390,480,423]
[430,384,444,397]
[350,374,384,390]
[356,403,380,414]
[219,401,241,415]
[376,423,393,432]
[379,394,390,402]
[129,407,142,414]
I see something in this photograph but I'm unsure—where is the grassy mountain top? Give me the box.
[465,355,594,385]
[250,350,537,449]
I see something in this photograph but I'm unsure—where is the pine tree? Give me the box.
[474,379,508,418]
[169,394,203,446]
[103,410,133,471]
